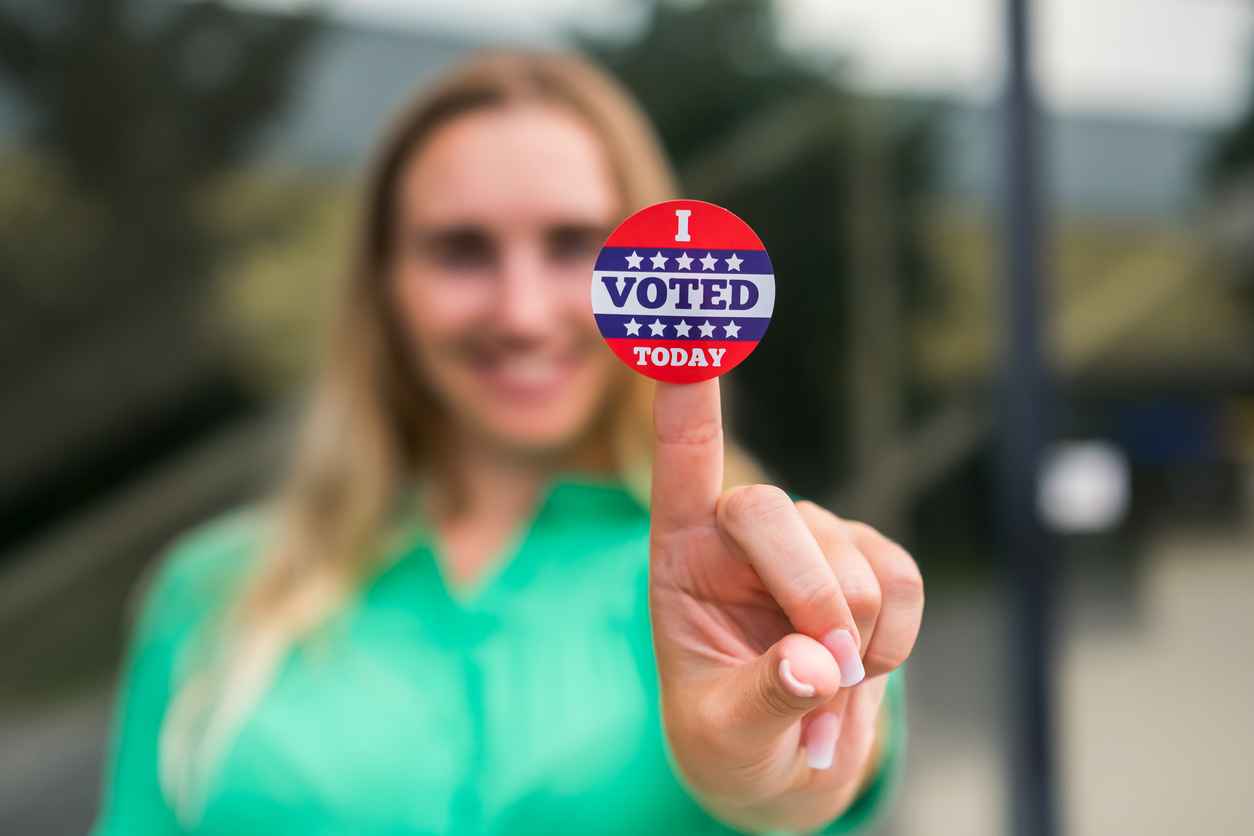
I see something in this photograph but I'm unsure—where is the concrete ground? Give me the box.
[884,503,1254,835]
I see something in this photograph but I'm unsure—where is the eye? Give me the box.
[545,223,605,265]
[417,226,495,272]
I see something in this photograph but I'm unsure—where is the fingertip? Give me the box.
[821,628,866,688]
[777,633,843,699]
[778,657,816,698]
[803,711,842,770]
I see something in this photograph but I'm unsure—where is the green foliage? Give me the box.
[0,0,317,195]
[0,1,320,545]
[0,0,319,340]
[587,0,836,167]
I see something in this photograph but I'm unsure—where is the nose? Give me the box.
[494,244,556,339]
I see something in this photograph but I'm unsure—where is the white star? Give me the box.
[648,318,667,337]
[625,250,643,269]
[724,252,743,271]
[675,252,694,270]
[699,252,718,271]
[623,318,642,336]
[650,251,669,270]
[698,320,716,338]
[723,320,741,338]
[673,319,692,337]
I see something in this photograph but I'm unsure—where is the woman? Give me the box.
[93,49,924,835]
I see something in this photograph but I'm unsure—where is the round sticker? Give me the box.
[591,199,775,383]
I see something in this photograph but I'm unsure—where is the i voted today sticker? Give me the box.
[591,199,774,384]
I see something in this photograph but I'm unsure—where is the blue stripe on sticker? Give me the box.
[594,247,772,275]
[594,314,770,342]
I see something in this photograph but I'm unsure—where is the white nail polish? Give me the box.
[840,652,865,688]
[805,712,840,770]
[779,658,816,698]
[822,628,866,688]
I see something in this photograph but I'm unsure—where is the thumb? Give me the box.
[715,633,843,754]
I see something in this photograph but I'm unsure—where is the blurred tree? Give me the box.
[0,0,318,337]
[1205,52,1254,184]
[584,0,940,498]
[1203,53,1254,300]
[0,0,319,549]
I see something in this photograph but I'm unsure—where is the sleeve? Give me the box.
[90,511,259,836]
[90,553,190,835]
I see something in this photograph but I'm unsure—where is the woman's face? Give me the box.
[390,103,622,458]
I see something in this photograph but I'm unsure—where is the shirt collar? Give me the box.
[382,471,647,557]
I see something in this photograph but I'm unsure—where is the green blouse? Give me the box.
[92,476,906,835]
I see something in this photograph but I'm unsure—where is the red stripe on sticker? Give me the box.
[603,339,760,383]
[604,199,765,251]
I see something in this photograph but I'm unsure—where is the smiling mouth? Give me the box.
[470,349,588,401]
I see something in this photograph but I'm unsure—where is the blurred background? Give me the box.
[1,0,1252,833]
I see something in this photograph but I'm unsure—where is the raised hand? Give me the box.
[648,379,924,834]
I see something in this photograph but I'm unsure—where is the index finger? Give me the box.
[650,379,724,533]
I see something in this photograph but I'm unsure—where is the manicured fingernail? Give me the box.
[804,712,841,769]
[822,628,865,687]
[779,658,816,698]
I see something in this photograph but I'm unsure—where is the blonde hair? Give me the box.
[159,48,762,821]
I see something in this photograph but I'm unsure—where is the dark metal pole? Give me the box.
[1000,1,1060,836]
